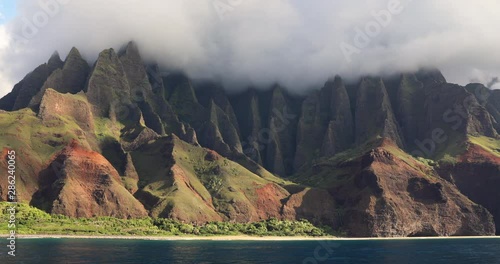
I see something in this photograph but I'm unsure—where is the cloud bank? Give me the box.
[1,0,500,97]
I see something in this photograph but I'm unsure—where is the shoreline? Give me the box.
[14,234,337,241]
[4,234,499,241]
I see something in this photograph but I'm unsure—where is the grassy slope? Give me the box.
[0,90,140,205]
[131,137,221,220]
[0,90,299,223]
[469,136,500,157]
[0,109,89,200]
[293,134,500,189]
[432,135,500,165]
[0,109,85,160]
[131,135,295,221]
[174,137,280,217]
[292,138,435,187]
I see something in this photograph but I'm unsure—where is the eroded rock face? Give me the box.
[121,126,160,152]
[195,82,241,137]
[119,42,152,96]
[264,86,300,176]
[119,42,165,135]
[407,178,447,204]
[282,188,339,227]
[355,77,404,148]
[467,84,500,134]
[122,153,140,194]
[30,47,91,108]
[393,73,427,149]
[1,53,63,111]
[38,89,95,131]
[311,139,496,237]
[435,84,498,138]
[323,77,354,154]
[164,73,203,123]
[294,77,353,170]
[488,91,500,133]
[437,143,500,235]
[198,101,243,156]
[32,141,148,218]
[86,48,141,126]
[294,91,324,169]
[61,48,91,93]
[230,89,264,164]
[145,64,187,136]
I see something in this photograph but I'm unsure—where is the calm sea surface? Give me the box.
[2,237,500,264]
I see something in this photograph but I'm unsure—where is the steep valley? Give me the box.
[1,42,499,237]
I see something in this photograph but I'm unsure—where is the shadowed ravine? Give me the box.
[1,42,500,237]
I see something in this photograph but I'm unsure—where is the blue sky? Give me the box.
[0,0,16,24]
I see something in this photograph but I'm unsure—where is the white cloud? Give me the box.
[0,25,14,96]
[1,0,500,97]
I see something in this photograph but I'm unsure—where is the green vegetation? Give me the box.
[0,203,161,236]
[167,80,204,125]
[469,136,500,157]
[0,109,88,199]
[128,134,298,221]
[0,109,84,160]
[291,139,379,187]
[153,218,330,237]
[0,203,332,237]
[293,137,439,187]
[432,134,468,165]
[416,157,437,167]
[94,117,122,142]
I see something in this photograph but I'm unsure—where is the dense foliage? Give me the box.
[0,203,333,237]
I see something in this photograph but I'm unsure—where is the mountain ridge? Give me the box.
[1,42,499,237]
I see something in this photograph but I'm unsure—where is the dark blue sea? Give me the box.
[2,238,500,264]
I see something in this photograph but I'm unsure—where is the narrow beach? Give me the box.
[11,235,500,241]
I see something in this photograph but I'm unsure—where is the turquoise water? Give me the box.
[2,238,500,264]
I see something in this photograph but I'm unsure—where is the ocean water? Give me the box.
[2,237,500,264]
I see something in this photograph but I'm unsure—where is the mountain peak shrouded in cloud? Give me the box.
[1,0,500,96]
[486,77,499,89]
